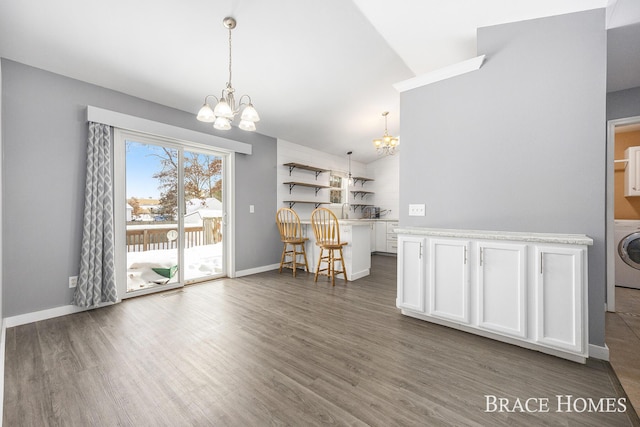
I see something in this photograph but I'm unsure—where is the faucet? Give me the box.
[341,203,350,219]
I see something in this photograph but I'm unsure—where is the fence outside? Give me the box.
[125,218,222,252]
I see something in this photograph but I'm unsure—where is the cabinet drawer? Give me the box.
[387,234,398,242]
[386,241,398,253]
[386,222,399,233]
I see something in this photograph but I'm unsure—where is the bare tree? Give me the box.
[150,148,223,218]
[184,152,222,200]
[127,197,143,216]
[152,147,178,218]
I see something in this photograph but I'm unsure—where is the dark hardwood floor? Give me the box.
[608,286,640,416]
[4,255,637,426]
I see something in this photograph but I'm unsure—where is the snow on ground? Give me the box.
[126,243,223,292]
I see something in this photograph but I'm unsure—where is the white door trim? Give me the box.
[606,115,640,312]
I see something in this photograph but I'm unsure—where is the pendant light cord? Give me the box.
[227,27,233,87]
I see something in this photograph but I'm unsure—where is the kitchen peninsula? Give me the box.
[300,219,372,280]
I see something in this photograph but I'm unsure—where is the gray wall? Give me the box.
[399,10,607,345]
[1,59,280,317]
[607,86,640,121]
[0,60,3,324]
[235,135,278,271]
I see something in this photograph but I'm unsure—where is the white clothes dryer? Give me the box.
[615,220,640,289]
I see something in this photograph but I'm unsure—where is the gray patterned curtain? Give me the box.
[73,122,118,307]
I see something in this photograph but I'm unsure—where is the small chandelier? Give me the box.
[197,17,260,132]
[373,111,399,155]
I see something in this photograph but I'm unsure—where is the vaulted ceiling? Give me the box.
[1,0,638,163]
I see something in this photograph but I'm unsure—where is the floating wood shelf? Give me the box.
[283,200,331,209]
[352,177,374,186]
[283,163,329,179]
[283,181,330,195]
[350,190,374,200]
[351,204,374,211]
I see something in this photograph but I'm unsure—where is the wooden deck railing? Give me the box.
[126,218,222,252]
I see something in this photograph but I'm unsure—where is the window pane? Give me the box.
[125,141,179,293]
[330,174,345,203]
[183,150,224,283]
[330,190,343,204]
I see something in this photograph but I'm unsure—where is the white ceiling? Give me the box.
[1,0,638,164]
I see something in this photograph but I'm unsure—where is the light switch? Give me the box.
[409,204,425,216]
[249,205,255,213]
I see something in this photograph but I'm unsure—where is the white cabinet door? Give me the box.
[369,222,376,253]
[375,221,387,252]
[397,236,425,312]
[477,242,527,338]
[428,239,470,324]
[625,146,640,197]
[534,246,585,353]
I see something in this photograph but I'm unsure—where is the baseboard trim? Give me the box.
[5,301,117,328]
[0,318,6,423]
[350,269,370,281]
[235,263,280,278]
[589,343,610,361]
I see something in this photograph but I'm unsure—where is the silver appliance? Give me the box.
[615,220,640,289]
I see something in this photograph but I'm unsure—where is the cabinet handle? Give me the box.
[419,243,423,259]
[463,246,467,264]
[480,248,483,266]
[540,253,543,274]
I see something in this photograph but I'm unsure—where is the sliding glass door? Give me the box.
[115,130,227,297]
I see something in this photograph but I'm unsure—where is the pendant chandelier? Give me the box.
[197,17,260,132]
[373,111,399,155]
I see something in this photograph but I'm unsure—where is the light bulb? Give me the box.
[213,99,233,118]
[241,104,260,122]
[213,117,231,130]
[239,120,256,131]
[197,104,215,122]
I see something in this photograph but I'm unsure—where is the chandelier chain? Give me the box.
[227,27,233,87]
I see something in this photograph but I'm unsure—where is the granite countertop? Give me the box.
[300,219,389,226]
[394,226,594,246]
[351,218,398,222]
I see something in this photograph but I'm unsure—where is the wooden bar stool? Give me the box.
[276,208,309,277]
[310,208,348,286]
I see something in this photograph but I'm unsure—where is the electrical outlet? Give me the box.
[69,276,78,288]
[409,204,426,216]
[249,205,255,213]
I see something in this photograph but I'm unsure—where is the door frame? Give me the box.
[114,128,235,298]
[606,115,640,312]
